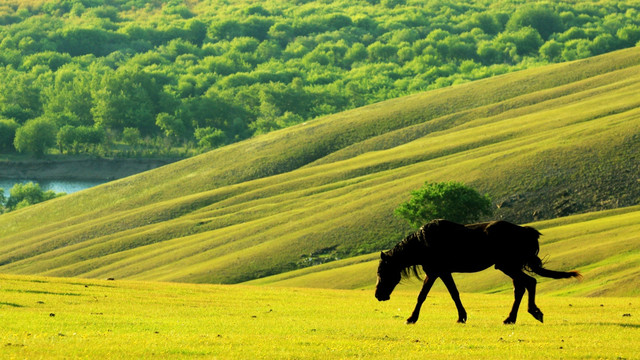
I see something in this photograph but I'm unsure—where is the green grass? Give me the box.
[0,48,639,288]
[0,274,638,359]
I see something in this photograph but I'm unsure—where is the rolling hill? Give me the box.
[0,47,639,293]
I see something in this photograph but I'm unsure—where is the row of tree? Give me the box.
[1,0,639,157]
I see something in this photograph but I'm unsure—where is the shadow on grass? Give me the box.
[0,302,24,307]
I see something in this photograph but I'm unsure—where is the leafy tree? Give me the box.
[194,127,226,149]
[382,0,405,9]
[0,118,19,152]
[255,40,282,62]
[86,5,121,22]
[0,188,5,212]
[122,127,142,148]
[14,117,57,156]
[200,55,241,76]
[506,5,564,40]
[92,67,163,134]
[477,40,503,64]
[395,181,493,228]
[268,22,295,46]
[590,34,620,55]
[57,125,104,154]
[436,35,477,60]
[156,112,186,141]
[617,25,640,46]
[43,68,94,126]
[163,3,193,19]
[4,182,64,211]
[497,27,544,56]
[56,124,75,153]
[55,27,127,57]
[487,37,519,64]
[22,51,71,71]
[0,71,42,123]
[230,37,260,54]
[367,41,398,62]
[344,42,367,66]
[539,40,563,61]
[469,12,502,35]
[557,27,588,42]
[74,126,104,149]
[562,39,593,61]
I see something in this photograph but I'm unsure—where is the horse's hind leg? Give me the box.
[522,273,543,323]
[501,268,542,324]
[504,276,525,324]
[440,273,467,323]
[406,274,437,324]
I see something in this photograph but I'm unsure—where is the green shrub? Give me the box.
[395,181,493,228]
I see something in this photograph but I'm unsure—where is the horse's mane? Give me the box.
[387,226,429,280]
[401,264,424,280]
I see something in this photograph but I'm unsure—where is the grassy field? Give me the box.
[0,274,638,359]
[0,47,638,288]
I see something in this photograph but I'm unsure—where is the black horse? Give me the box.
[375,219,581,324]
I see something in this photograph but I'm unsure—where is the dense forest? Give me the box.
[0,0,639,157]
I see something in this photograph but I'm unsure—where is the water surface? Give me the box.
[0,180,105,197]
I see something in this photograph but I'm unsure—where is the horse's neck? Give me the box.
[393,235,427,266]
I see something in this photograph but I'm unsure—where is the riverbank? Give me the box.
[0,157,179,181]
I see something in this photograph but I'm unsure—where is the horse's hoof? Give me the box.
[406,318,417,325]
[529,308,544,323]
[457,316,467,324]
[503,317,516,324]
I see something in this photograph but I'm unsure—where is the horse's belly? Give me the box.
[448,261,494,273]
[436,247,494,273]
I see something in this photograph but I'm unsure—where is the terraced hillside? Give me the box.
[0,47,639,287]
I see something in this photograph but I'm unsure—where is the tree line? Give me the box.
[1,0,639,157]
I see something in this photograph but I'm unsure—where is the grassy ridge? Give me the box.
[0,48,639,287]
[0,274,638,359]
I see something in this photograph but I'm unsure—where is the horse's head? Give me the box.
[375,251,401,301]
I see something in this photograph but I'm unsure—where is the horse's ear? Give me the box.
[380,251,388,260]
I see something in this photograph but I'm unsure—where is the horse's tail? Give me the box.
[527,255,582,279]
[521,225,582,279]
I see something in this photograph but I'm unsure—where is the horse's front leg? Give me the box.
[440,273,467,323]
[406,274,437,324]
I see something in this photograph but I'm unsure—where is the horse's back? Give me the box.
[421,219,483,246]
[415,220,543,273]
[420,220,493,271]
[477,220,541,270]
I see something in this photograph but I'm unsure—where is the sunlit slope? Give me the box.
[246,206,640,297]
[0,48,639,284]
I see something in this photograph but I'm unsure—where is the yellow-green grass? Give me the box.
[0,48,639,287]
[0,274,638,359]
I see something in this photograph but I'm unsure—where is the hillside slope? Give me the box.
[0,48,639,286]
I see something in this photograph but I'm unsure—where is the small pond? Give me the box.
[0,180,105,197]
